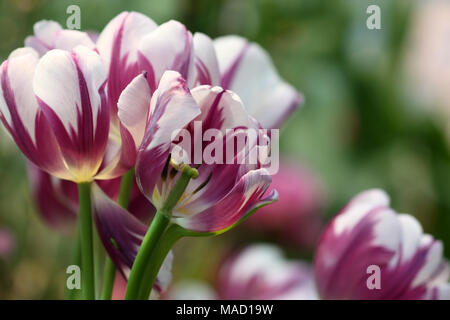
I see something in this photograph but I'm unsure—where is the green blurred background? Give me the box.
[1,0,450,299]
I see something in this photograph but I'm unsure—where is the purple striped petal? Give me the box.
[135,71,200,201]
[97,11,157,128]
[174,168,274,233]
[171,130,258,218]
[34,46,110,182]
[193,33,220,86]
[138,20,195,93]
[214,35,302,128]
[96,72,152,180]
[190,85,259,132]
[93,184,147,277]
[314,189,450,300]
[26,162,77,229]
[0,48,71,179]
[92,184,171,294]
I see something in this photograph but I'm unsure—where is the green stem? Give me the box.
[100,258,116,300]
[137,224,185,299]
[125,165,198,300]
[93,226,104,299]
[100,168,135,300]
[124,210,169,300]
[77,182,95,300]
[118,168,135,208]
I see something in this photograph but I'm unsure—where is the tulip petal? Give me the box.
[97,73,152,180]
[136,71,200,200]
[53,30,96,52]
[138,20,194,92]
[0,48,70,179]
[190,85,258,132]
[97,11,157,123]
[214,35,302,128]
[174,168,273,233]
[193,33,220,86]
[25,20,62,56]
[92,184,171,293]
[117,73,151,150]
[34,46,109,182]
[26,162,77,228]
[92,184,147,277]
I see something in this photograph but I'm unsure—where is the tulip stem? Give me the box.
[137,224,186,299]
[125,165,198,300]
[100,168,135,300]
[77,182,95,300]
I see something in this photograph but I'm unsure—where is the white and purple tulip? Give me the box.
[1,45,112,182]
[117,70,277,233]
[217,245,318,300]
[314,189,450,300]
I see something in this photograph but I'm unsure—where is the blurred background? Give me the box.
[1,0,450,299]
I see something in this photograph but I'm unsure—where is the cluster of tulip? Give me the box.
[1,11,449,300]
[0,11,299,299]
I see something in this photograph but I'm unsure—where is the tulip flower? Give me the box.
[314,189,450,300]
[1,44,117,299]
[93,70,277,299]
[245,160,325,250]
[1,45,111,182]
[118,70,276,233]
[217,245,318,300]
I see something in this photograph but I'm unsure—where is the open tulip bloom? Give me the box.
[0,11,303,300]
[314,189,450,300]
